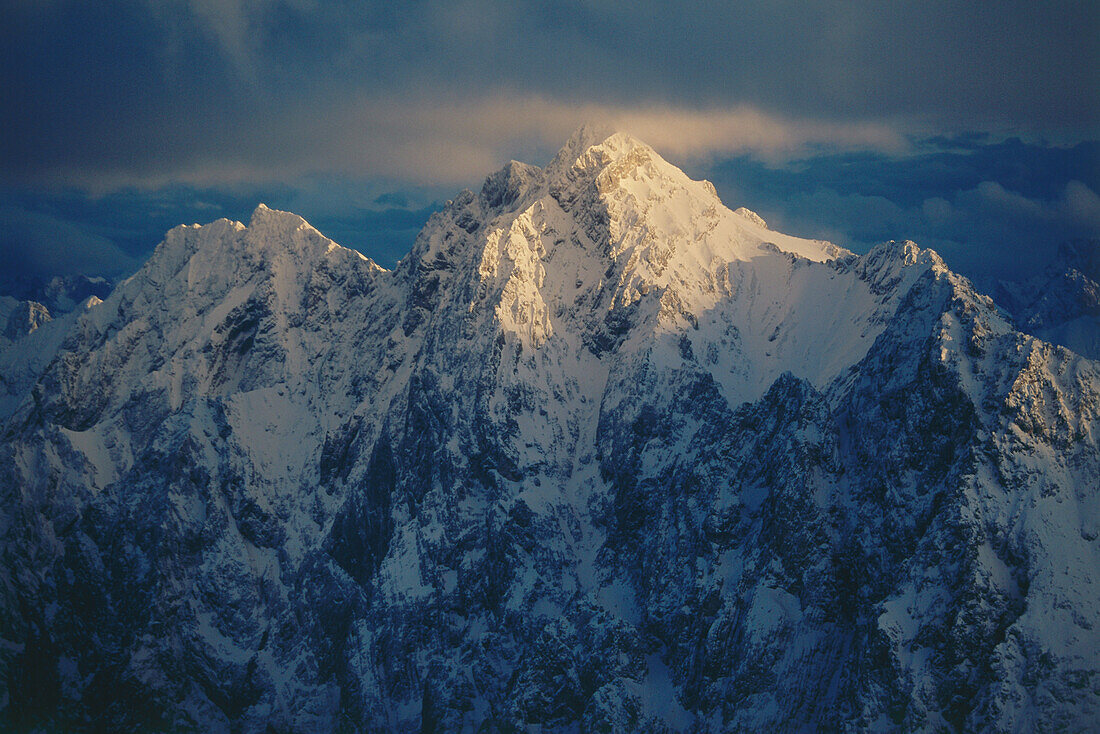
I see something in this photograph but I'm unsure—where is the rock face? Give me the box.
[1,130,1098,732]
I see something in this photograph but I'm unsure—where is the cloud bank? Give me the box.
[13,96,910,191]
[2,0,1096,189]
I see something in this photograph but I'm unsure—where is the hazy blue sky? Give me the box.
[2,1,1098,286]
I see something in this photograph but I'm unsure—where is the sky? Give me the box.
[1,0,1098,289]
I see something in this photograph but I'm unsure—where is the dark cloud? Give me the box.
[1,1,1097,188]
[703,139,1100,210]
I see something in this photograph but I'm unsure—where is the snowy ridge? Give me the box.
[0,129,1097,732]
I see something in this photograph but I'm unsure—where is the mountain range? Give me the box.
[1,127,1097,731]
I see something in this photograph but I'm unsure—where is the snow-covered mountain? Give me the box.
[992,239,1100,361]
[1,128,1097,732]
[0,274,113,340]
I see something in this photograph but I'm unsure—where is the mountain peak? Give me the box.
[248,202,310,231]
[562,121,618,155]
[545,124,648,179]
